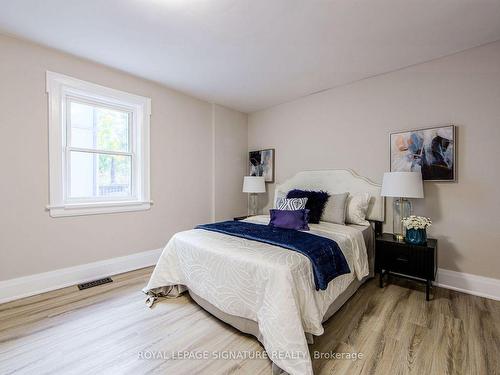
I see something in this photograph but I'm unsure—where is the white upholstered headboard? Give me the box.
[274,169,385,222]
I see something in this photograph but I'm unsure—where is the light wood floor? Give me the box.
[0,267,498,375]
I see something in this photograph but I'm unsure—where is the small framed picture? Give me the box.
[390,125,456,181]
[249,148,275,183]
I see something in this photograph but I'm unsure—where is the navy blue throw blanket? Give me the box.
[195,221,350,290]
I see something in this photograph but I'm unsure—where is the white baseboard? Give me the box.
[1,253,498,304]
[0,248,162,304]
[436,268,500,301]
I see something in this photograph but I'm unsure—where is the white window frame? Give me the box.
[46,71,151,217]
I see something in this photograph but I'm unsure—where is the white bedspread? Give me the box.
[144,215,369,375]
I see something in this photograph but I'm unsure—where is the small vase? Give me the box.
[405,228,427,245]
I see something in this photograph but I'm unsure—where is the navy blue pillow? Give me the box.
[286,189,330,224]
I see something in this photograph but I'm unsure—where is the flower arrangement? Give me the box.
[402,215,432,230]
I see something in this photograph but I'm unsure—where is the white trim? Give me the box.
[46,200,154,217]
[67,147,133,157]
[1,258,498,304]
[436,268,500,301]
[0,248,162,304]
[46,71,152,107]
[46,71,151,217]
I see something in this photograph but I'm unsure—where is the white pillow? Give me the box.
[345,193,371,225]
[322,192,349,225]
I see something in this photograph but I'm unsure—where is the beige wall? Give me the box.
[249,41,500,279]
[0,34,247,281]
[1,31,498,282]
[213,105,248,221]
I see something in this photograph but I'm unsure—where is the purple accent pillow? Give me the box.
[269,209,310,230]
[286,189,330,224]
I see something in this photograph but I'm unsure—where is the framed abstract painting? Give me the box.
[249,148,275,183]
[390,125,456,181]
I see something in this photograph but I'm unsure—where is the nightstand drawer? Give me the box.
[385,245,413,274]
[378,242,435,280]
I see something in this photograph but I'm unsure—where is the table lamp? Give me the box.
[243,176,266,216]
[381,172,424,241]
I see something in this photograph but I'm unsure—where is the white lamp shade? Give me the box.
[243,176,266,193]
[381,172,424,198]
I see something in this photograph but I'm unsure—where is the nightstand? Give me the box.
[375,233,437,301]
[234,215,251,221]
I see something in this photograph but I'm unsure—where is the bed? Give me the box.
[144,169,384,375]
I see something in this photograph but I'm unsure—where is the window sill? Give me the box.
[47,200,152,217]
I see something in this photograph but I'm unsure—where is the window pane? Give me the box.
[69,100,130,152]
[69,151,132,199]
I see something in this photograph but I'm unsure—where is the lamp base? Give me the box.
[393,197,411,241]
[393,233,405,242]
[247,193,258,216]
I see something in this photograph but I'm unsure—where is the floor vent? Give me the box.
[78,277,113,290]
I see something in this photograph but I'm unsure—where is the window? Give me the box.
[46,72,151,217]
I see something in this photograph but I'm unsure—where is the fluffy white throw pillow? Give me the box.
[345,193,371,225]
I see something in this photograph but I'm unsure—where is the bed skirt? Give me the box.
[188,275,369,374]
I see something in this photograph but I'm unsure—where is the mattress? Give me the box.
[188,222,374,342]
[144,216,373,375]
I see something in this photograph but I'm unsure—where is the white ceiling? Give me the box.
[1,0,500,113]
